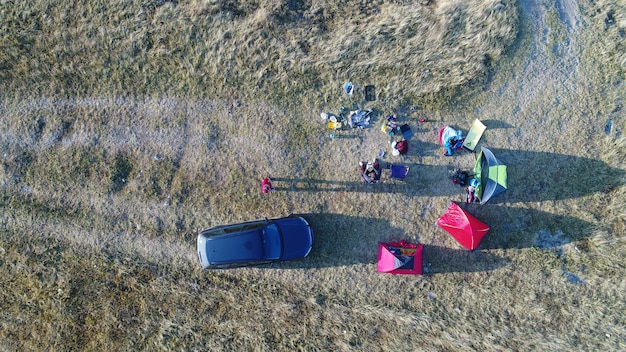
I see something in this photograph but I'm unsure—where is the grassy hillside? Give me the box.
[0,0,624,351]
[0,0,518,107]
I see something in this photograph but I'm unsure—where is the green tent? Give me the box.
[474,147,507,204]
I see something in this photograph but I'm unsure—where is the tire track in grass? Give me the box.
[0,188,199,267]
[0,97,232,268]
[1,96,302,269]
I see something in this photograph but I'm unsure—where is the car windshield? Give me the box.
[262,223,282,260]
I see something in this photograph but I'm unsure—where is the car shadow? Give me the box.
[270,213,403,269]
[462,203,594,250]
[268,213,511,274]
[486,148,625,203]
[422,245,511,274]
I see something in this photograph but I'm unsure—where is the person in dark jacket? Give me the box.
[359,160,381,183]
[451,169,470,187]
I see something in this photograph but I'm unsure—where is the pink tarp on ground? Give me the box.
[377,240,423,275]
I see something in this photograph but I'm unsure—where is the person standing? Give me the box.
[466,178,480,203]
[261,177,275,193]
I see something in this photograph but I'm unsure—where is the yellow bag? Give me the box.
[327,121,342,130]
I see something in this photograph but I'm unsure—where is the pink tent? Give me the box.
[377,240,423,275]
[436,202,490,250]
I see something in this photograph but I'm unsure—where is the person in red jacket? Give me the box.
[261,177,275,194]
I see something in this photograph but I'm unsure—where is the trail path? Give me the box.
[475,0,583,149]
[509,0,581,98]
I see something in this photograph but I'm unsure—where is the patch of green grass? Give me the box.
[109,152,134,193]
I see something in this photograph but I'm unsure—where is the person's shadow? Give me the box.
[271,175,421,194]
[271,161,461,195]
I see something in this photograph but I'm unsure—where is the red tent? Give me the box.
[436,202,490,250]
[377,240,423,275]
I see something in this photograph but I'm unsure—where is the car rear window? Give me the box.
[262,224,282,260]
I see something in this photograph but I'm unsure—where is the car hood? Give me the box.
[277,217,313,260]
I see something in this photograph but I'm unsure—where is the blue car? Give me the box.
[197,215,313,269]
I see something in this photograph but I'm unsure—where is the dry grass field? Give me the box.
[0,0,625,351]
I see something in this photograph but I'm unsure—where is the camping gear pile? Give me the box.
[439,125,465,156]
[319,84,508,275]
[381,115,400,136]
[347,109,372,129]
[376,119,508,275]
[321,106,372,132]
[391,140,408,156]
[321,112,343,130]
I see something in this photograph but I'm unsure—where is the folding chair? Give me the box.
[400,124,413,140]
[390,165,410,180]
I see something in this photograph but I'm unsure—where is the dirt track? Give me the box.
[480,0,582,139]
[0,0,589,266]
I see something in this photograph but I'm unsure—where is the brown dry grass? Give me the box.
[0,0,625,351]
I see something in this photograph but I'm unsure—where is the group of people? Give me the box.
[357,115,413,184]
[261,111,416,192]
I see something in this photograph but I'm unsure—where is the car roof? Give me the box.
[204,229,264,264]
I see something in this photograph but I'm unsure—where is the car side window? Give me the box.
[222,225,244,234]
[218,222,260,234]
[262,224,282,260]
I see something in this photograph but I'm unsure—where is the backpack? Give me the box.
[396,140,408,155]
